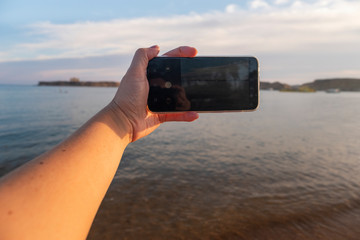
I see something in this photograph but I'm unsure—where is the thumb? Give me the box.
[128,46,160,74]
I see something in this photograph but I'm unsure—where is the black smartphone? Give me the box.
[147,56,259,112]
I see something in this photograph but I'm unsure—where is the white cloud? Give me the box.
[225,4,238,13]
[250,0,270,9]
[15,0,359,56]
[274,0,289,5]
[1,0,360,84]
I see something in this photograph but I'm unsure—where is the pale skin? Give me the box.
[0,46,199,240]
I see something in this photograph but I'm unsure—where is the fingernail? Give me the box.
[150,45,159,49]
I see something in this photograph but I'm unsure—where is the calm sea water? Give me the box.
[1,85,360,239]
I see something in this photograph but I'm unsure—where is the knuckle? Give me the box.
[178,47,183,57]
[135,48,147,56]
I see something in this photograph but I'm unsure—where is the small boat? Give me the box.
[325,88,340,93]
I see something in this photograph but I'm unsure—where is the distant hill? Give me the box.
[302,78,360,91]
[261,78,360,92]
[260,81,291,90]
[38,81,120,87]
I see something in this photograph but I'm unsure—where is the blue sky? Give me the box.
[0,0,248,23]
[1,0,360,84]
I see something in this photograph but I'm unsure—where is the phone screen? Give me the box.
[147,57,259,112]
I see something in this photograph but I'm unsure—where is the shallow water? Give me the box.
[1,86,360,239]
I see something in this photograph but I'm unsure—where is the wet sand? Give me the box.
[88,173,360,240]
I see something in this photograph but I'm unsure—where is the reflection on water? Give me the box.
[0,86,360,239]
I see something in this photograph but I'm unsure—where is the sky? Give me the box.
[0,0,360,85]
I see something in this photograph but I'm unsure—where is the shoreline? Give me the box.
[38,81,120,87]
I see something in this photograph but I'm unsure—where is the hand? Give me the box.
[111,46,199,142]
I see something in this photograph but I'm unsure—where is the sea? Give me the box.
[1,85,360,240]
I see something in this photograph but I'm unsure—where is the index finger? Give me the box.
[162,46,198,57]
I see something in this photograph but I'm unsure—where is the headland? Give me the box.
[38,81,120,87]
[38,78,119,87]
[38,78,360,92]
[261,78,360,92]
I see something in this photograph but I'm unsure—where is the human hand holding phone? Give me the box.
[111,45,199,142]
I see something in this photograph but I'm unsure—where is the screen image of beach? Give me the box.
[180,57,255,111]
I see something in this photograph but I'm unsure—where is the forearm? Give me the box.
[0,103,131,240]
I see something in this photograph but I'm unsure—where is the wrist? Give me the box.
[98,102,133,144]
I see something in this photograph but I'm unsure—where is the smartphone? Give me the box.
[147,56,259,112]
